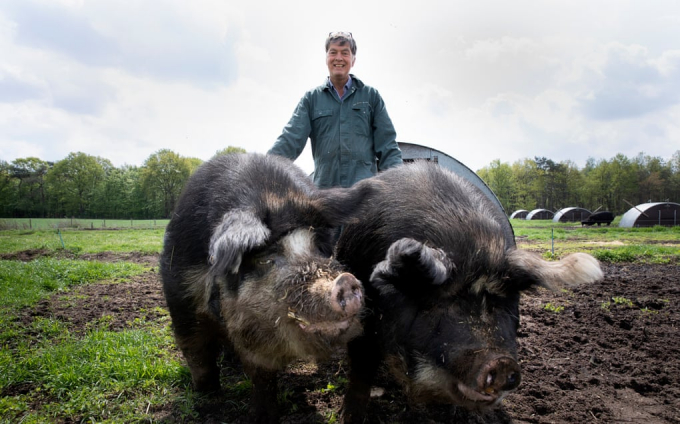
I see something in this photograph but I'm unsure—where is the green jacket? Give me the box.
[268,75,402,188]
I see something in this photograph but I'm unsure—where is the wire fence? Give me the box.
[0,218,170,230]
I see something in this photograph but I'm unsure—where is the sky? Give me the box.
[1,0,679,175]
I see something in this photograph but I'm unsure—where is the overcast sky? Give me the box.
[1,0,679,174]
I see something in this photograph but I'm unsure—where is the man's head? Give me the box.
[325,31,356,56]
[326,31,356,83]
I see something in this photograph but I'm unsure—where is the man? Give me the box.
[268,31,402,188]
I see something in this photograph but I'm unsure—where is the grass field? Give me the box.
[0,228,165,255]
[0,219,678,422]
[0,218,169,231]
[510,218,680,263]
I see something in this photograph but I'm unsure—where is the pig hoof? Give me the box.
[331,273,364,316]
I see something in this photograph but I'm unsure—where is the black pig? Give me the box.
[335,161,604,422]
[160,153,369,423]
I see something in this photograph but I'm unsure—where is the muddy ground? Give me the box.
[8,249,680,423]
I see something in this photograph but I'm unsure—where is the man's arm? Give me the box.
[268,95,313,160]
[371,93,402,171]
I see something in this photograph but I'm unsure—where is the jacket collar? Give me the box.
[322,74,364,91]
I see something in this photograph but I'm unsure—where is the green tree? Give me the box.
[92,165,141,218]
[479,159,515,214]
[562,160,587,208]
[669,150,680,202]
[0,160,18,217]
[509,158,538,211]
[213,146,246,158]
[8,157,51,217]
[633,152,673,203]
[140,149,192,218]
[45,152,109,217]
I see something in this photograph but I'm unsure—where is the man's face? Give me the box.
[326,41,355,81]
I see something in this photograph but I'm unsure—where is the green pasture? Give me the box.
[0,219,678,422]
[510,218,680,263]
[0,218,169,231]
[0,228,165,255]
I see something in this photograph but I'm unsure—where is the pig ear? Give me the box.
[370,238,456,291]
[209,209,271,275]
[312,179,379,225]
[506,249,603,292]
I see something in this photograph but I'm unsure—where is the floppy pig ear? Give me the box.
[312,179,379,226]
[209,209,271,276]
[370,238,455,292]
[506,249,603,292]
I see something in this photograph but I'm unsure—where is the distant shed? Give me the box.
[510,210,529,219]
[526,209,555,220]
[553,207,591,223]
[619,202,680,228]
[397,142,515,247]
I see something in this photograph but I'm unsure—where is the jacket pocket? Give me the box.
[312,109,334,137]
[351,102,371,137]
[313,109,333,120]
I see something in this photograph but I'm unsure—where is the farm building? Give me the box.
[553,207,591,223]
[510,210,529,219]
[619,202,680,228]
[526,209,555,220]
[397,142,514,247]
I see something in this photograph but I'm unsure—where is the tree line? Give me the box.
[0,147,245,220]
[477,152,680,217]
[1,148,678,220]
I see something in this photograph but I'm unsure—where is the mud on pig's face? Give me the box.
[226,227,365,340]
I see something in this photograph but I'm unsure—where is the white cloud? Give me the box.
[0,0,679,175]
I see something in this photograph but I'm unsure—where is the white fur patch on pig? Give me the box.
[282,228,315,259]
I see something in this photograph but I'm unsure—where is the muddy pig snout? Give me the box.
[477,356,521,395]
[330,273,364,316]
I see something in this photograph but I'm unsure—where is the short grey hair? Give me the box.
[325,31,356,56]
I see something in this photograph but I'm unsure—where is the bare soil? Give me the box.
[9,250,680,423]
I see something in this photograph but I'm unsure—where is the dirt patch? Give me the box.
[13,254,680,423]
[585,240,626,246]
[0,249,159,266]
[20,271,165,336]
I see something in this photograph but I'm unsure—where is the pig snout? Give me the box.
[476,356,521,396]
[454,356,521,405]
[330,273,363,316]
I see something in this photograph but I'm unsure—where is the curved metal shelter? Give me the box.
[619,202,680,227]
[553,207,591,223]
[510,210,529,219]
[397,142,515,248]
[526,209,555,220]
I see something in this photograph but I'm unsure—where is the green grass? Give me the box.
[590,244,679,264]
[543,302,565,313]
[0,323,189,423]
[511,218,680,242]
[0,218,169,231]
[0,229,165,254]
[0,255,179,423]
[0,258,147,311]
[510,219,680,262]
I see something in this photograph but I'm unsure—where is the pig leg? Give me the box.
[243,361,279,424]
[173,318,223,393]
[340,321,381,424]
